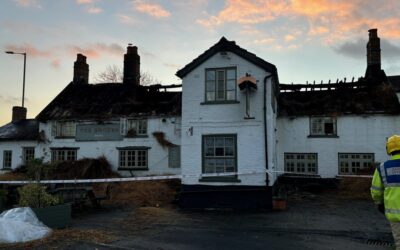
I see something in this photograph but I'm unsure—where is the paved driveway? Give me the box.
[66,191,393,250]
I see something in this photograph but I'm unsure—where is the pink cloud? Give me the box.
[134,1,171,18]
[51,59,61,69]
[13,0,42,8]
[87,6,103,14]
[117,14,136,25]
[76,0,93,4]
[4,43,51,57]
[67,43,124,59]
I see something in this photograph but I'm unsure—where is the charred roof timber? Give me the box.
[123,44,140,86]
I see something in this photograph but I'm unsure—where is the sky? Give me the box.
[0,0,400,126]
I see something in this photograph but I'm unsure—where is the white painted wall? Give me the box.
[36,117,181,177]
[277,115,400,178]
[181,51,277,186]
[0,141,37,171]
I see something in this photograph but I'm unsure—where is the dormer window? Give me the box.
[205,67,237,102]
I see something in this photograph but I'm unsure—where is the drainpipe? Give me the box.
[263,73,274,186]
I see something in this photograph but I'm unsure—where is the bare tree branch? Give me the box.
[94,65,161,86]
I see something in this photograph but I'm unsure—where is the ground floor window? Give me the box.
[338,153,374,175]
[51,148,77,163]
[2,150,12,169]
[118,148,148,170]
[202,134,237,174]
[284,153,318,174]
[168,146,180,168]
[23,147,35,165]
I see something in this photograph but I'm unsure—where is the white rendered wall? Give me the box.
[37,117,181,177]
[0,141,37,171]
[181,51,277,186]
[276,115,400,178]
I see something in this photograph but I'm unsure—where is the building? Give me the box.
[1,46,182,177]
[1,29,399,209]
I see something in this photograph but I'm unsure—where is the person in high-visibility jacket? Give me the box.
[371,135,400,249]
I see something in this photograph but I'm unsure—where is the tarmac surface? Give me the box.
[65,190,394,250]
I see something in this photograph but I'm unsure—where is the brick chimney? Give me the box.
[12,106,27,122]
[123,44,140,85]
[365,29,381,78]
[73,54,89,84]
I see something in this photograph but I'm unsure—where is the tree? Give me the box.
[94,65,161,86]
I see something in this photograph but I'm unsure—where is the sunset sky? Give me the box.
[1,0,400,125]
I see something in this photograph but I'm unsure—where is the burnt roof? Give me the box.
[0,119,39,141]
[36,83,181,121]
[388,75,400,91]
[176,37,278,78]
[279,80,400,116]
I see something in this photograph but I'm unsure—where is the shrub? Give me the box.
[26,158,56,181]
[18,184,61,208]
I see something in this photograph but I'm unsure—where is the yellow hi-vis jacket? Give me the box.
[371,154,400,222]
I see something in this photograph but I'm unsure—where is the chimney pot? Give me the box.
[73,53,89,84]
[12,106,27,122]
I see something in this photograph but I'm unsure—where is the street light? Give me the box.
[5,51,27,107]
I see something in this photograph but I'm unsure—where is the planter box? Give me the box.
[272,198,287,211]
[32,203,71,229]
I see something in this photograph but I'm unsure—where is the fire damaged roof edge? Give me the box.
[36,82,182,121]
[0,119,39,141]
[176,37,278,78]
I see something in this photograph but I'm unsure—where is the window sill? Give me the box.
[125,135,149,139]
[200,101,240,105]
[118,167,149,171]
[307,135,339,138]
[0,168,11,171]
[199,176,241,183]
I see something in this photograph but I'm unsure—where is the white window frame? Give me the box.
[310,117,337,136]
[118,148,149,170]
[205,67,237,102]
[338,153,374,175]
[52,121,76,137]
[202,134,237,174]
[3,150,12,169]
[51,148,77,163]
[168,146,180,168]
[23,147,35,165]
[284,153,318,174]
[125,119,147,137]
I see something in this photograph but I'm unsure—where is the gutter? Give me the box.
[263,73,274,186]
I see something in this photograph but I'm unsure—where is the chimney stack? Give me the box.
[12,106,27,122]
[365,29,381,78]
[73,54,89,84]
[123,44,140,85]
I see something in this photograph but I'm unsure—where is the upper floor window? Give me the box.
[309,117,337,137]
[52,121,76,138]
[125,119,147,137]
[205,68,236,102]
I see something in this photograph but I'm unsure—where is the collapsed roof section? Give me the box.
[36,83,181,121]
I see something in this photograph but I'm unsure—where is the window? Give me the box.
[51,148,77,163]
[169,146,180,168]
[310,117,337,136]
[126,119,147,136]
[339,153,374,175]
[23,147,35,165]
[203,135,236,174]
[52,121,76,137]
[285,153,318,174]
[3,151,12,169]
[205,68,236,102]
[119,148,148,170]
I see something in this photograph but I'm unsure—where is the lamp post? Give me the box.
[5,51,27,108]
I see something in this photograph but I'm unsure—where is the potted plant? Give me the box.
[272,185,287,211]
[18,183,71,229]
